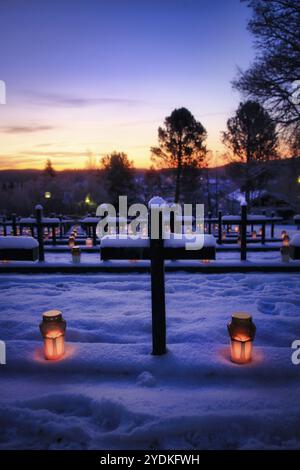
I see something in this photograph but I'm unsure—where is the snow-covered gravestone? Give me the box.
[0,236,39,261]
[294,215,300,230]
[289,234,300,260]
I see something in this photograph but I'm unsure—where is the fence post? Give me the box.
[12,213,17,236]
[59,215,63,238]
[52,224,56,246]
[3,216,7,236]
[170,211,175,234]
[218,210,222,244]
[35,204,45,262]
[92,224,97,245]
[261,222,266,245]
[271,212,275,239]
[240,203,247,261]
[208,211,212,234]
[149,206,166,356]
[261,210,266,245]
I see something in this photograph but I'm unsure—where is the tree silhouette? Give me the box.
[100,152,136,206]
[233,0,300,137]
[151,107,207,203]
[222,100,278,205]
[44,159,56,178]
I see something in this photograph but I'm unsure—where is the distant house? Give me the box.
[251,190,296,218]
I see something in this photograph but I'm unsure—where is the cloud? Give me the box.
[0,125,55,134]
[0,151,88,169]
[25,91,141,108]
[20,150,89,158]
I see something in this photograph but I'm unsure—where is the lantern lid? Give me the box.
[42,310,63,321]
[231,312,252,324]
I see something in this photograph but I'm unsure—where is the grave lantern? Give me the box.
[71,246,81,263]
[282,234,290,247]
[234,226,239,233]
[40,310,66,360]
[280,235,290,262]
[68,236,75,248]
[86,237,93,247]
[251,230,257,239]
[228,313,256,364]
[281,230,287,239]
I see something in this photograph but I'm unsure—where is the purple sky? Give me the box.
[0,0,254,169]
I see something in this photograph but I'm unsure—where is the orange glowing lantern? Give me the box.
[280,235,290,262]
[251,230,257,239]
[282,234,290,247]
[234,226,239,233]
[227,313,256,364]
[85,237,93,247]
[68,236,75,248]
[281,230,287,239]
[40,310,66,360]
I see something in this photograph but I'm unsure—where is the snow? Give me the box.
[81,216,128,223]
[222,215,241,222]
[101,235,148,248]
[294,215,300,222]
[164,234,216,248]
[148,196,165,207]
[1,272,300,449]
[100,234,216,249]
[19,217,60,224]
[0,236,38,249]
[79,217,100,223]
[290,234,300,247]
[222,215,267,222]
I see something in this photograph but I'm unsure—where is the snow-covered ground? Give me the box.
[1,272,300,450]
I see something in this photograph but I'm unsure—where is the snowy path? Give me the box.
[0,272,300,449]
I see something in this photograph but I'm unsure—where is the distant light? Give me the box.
[85,195,91,205]
[44,191,51,199]
[298,176,300,184]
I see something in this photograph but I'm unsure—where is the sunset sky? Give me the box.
[0,0,254,170]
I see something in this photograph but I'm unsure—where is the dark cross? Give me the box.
[101,206,215,355]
